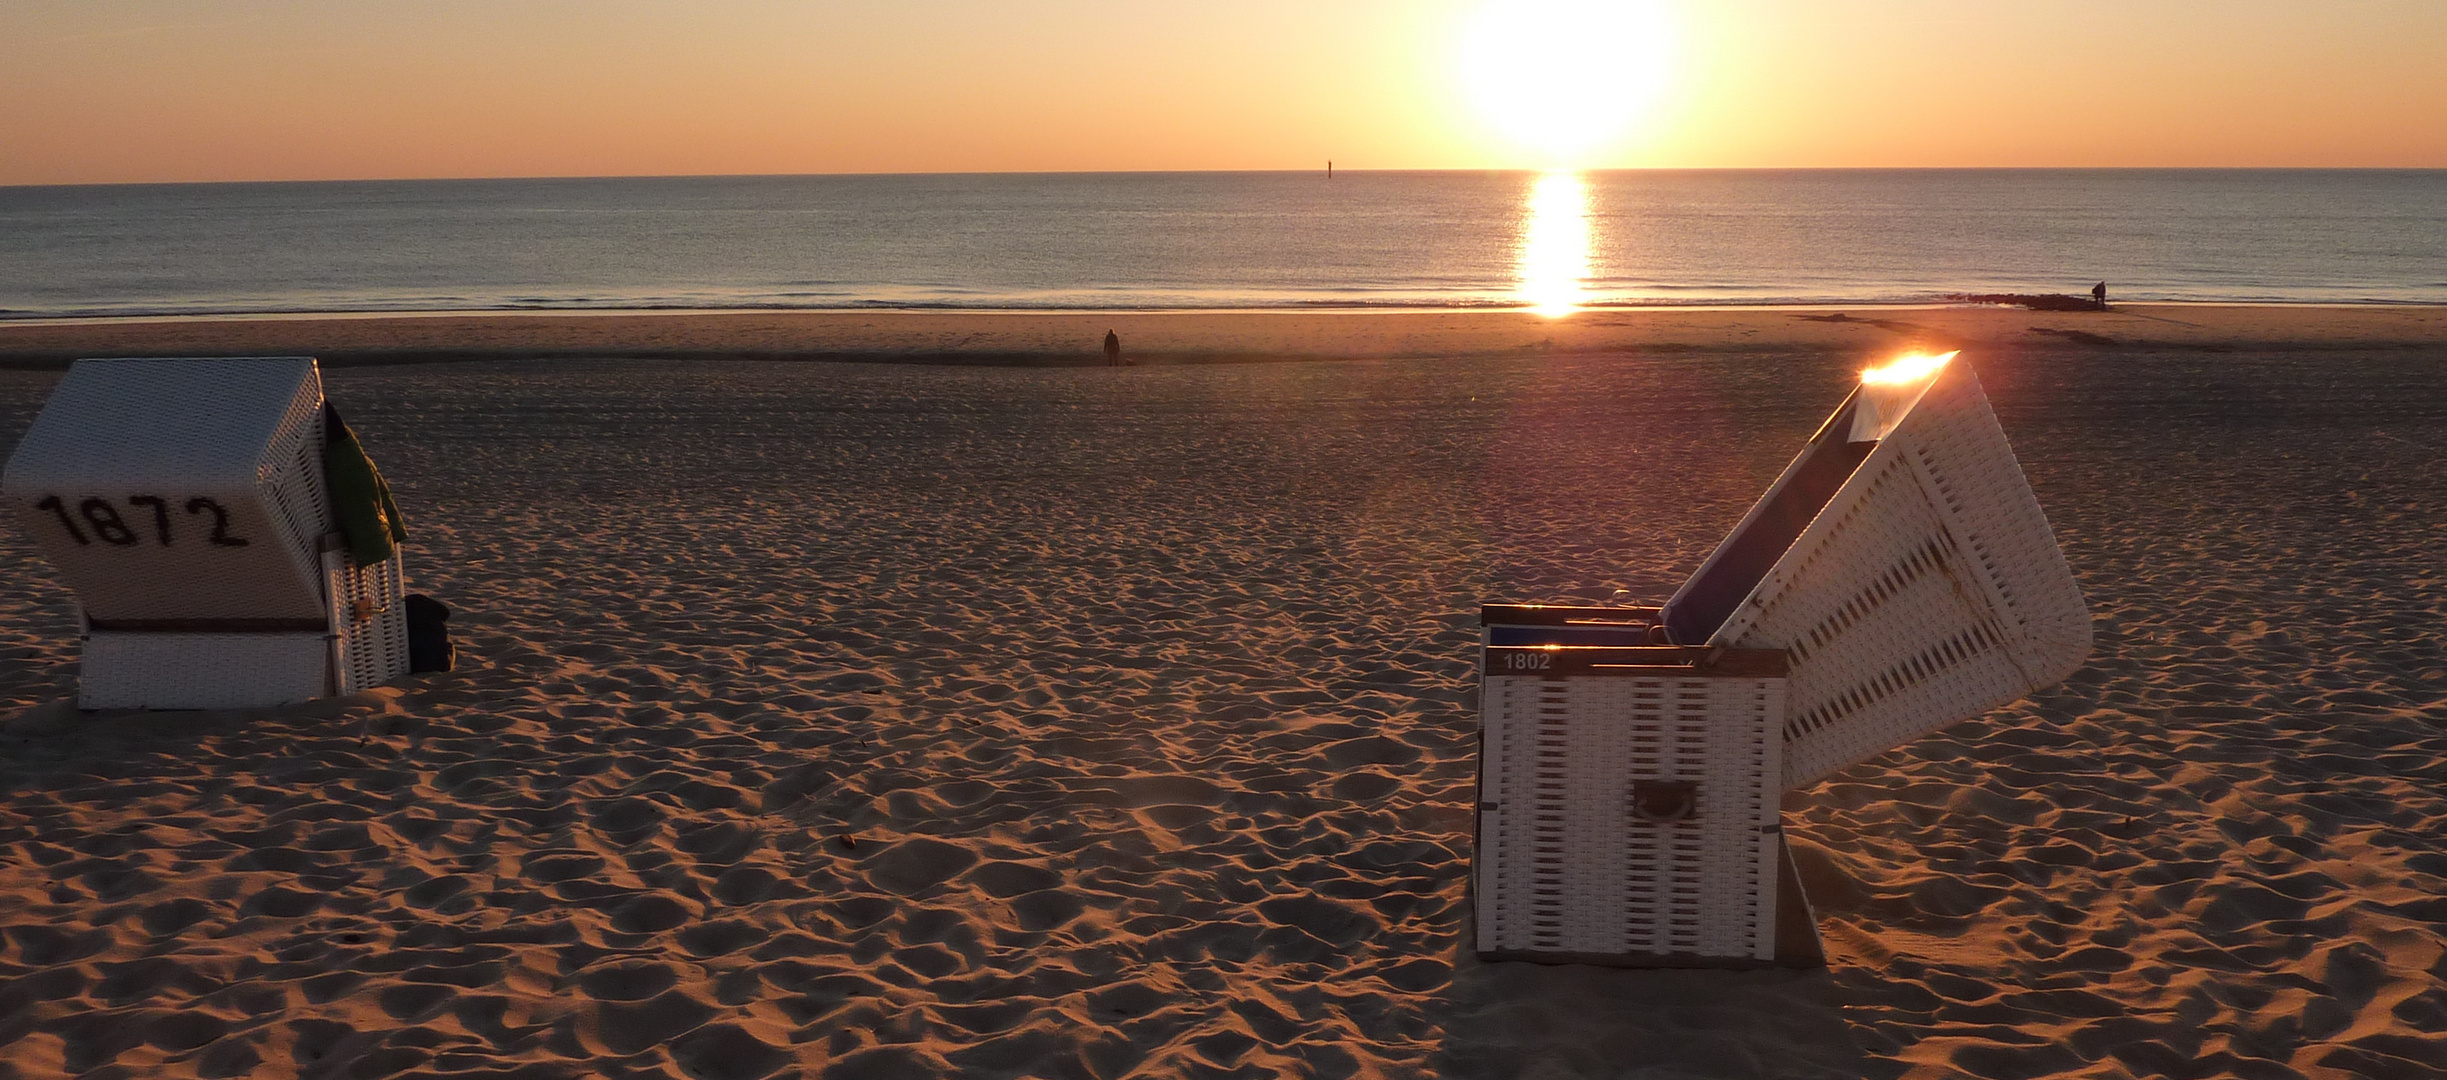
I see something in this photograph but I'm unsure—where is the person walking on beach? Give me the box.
[1104,329,1121,367]
[2092,281,2108,309]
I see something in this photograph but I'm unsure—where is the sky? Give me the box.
[4,0,2444,185]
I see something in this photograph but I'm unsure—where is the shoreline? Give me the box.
[1,303,2444,369]
[8,297,2444,324]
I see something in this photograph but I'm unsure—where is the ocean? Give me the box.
[1,169,2441,319]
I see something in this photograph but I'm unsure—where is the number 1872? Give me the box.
[32,495,250,548]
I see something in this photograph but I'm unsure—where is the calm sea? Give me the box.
[1,170,2441,319]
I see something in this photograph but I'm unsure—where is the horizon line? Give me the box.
[9,164,2447,191]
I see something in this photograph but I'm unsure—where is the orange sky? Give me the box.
[5,0,2444,185]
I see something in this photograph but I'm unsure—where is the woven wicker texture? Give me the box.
[6,356,414,708]
[3,358,330,622]
[1476,671,1783,964]
[78,632,330,710]
[325,546,411,694]
[1672,359,2092,789]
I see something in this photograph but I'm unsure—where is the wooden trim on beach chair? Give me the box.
[1478,603,1663,627]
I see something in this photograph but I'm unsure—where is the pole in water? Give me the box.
[1327,160,1333,179]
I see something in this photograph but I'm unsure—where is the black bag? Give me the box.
[406,594,454,673]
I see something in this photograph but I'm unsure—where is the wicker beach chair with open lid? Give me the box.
[1661,351,2093,788]
[1471,350,2089,968]
[3,356,411,709]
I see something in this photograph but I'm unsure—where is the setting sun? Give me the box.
[1458,0,1678,165]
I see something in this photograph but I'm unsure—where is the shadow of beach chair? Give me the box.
[3,357,411,709]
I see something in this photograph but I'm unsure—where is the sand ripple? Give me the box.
[2,347,2442,1078]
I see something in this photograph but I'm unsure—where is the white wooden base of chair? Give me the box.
[79,632,332,710]
[1472,645,1790,967]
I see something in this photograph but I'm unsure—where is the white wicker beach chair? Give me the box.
[1469,351,2085,968]
[1473,628,1806,966]
[2,357,410,709]
[1662,353,2092,788]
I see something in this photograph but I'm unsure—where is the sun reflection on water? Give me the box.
[1518,171,1590,318]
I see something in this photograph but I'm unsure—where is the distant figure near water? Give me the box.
[2093,281,2108,309]
[1104,329,1121,367]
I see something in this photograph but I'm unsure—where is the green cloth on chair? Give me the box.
[323,403,406,567]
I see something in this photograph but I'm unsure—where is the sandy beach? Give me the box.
[4,304,2447,368]
[3,309,2445,1078]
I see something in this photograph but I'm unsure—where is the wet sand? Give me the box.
[2,303,2445,368]
[2,315,2444,1078]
